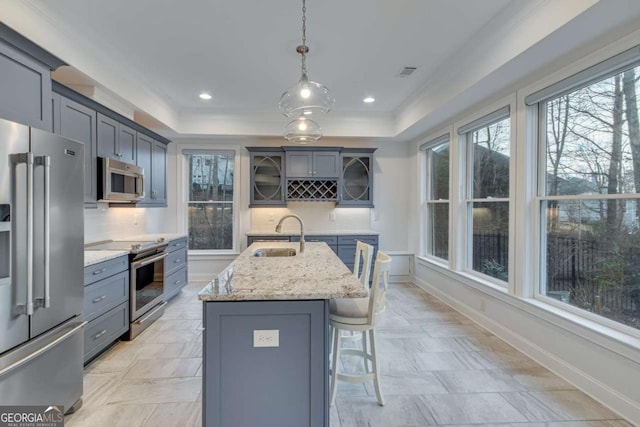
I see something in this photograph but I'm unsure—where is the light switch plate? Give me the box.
[253,329,279,347]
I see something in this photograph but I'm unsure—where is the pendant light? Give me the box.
[284,116,322,144]
[278,0,334,119]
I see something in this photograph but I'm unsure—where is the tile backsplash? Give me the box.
[84,203,147,243]
[250,202,372,234]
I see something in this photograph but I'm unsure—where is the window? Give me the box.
[184,150,235,250]
[534,53,640,331]
[461,108,511,282]
[422,136,450,260]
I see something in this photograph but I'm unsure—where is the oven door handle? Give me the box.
[132,252,168,269]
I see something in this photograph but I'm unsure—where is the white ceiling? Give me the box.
[2,0,640,140]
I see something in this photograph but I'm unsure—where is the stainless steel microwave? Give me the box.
[98,157,144,202]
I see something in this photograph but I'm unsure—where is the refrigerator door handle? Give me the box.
[0,321,86,377]
[35,155,51,308]
[11,152,34,316]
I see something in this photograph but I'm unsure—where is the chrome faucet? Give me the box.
[275,214,305,253]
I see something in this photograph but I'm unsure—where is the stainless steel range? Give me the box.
[86,239,168,339]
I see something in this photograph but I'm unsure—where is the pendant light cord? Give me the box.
[301,0,307,78]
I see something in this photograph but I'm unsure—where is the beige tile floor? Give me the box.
[65,282,633,427]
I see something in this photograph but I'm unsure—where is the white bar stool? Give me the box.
[329,251,391,406]
[340,241,374,341]
[353,241,373,287]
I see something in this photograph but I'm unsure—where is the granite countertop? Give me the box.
[84,250,129,267]
[198,242,368,302]
[247,230,379,236]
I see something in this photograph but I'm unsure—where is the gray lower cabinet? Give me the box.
[83,255,130,364]
[336,235,378,281]
[164,236,188,301]
[0,39,52,130]
[52,94,98,207]
[203,300,329,427]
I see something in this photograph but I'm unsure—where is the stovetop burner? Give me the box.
[85,238,167,254]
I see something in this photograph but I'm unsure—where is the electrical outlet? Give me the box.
[479,299,486,312]
[253,329,279,347]
[329,212,336,221]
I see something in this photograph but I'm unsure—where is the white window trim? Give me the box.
[176,143,241,255]
[418,126,452,259]
[454,95,517,291]
[517,35,640,339]
[415,30,640,348]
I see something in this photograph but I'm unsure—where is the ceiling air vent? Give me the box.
[399,66,417,77]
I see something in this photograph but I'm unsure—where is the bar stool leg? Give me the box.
[362,331,368,373]
[329,326,341,406]
[369,329,384,406]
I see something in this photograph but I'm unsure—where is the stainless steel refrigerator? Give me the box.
[0,117,85,412]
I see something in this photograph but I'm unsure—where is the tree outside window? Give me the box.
[466,116,511,282]
[186,151,234,250]
[540,65,640,331]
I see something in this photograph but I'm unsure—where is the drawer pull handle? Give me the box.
[94,329,107,339]
[92,295,107,303]
[92,268,107,275]
[174,259,181,263]
[174,280,181,284]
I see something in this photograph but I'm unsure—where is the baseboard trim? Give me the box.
[412,274,640,424]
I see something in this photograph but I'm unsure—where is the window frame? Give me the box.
[531,49,640,339]
[421,133,451,262]
[459,106,514,287]
[179,146,240,255]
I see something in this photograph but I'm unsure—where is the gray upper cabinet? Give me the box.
[0,39,52,130]
[285,149,339,178]
[338,149,376,207]
[53,94,98,207]
[52,82,171,209]
[151,141,167,205]
[97,112,136,164]
[135,134,167,207]
[247,148,286,207]
[118,124,136,164]
[97,113,119,159]
[136,133,153,203]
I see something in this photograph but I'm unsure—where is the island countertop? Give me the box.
[198,242,368,301]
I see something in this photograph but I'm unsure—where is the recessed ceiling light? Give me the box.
[199,92,212,100]
[363,97,375,103]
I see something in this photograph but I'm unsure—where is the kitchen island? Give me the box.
[198,242,367,427]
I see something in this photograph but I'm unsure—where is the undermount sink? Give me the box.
[253,248,297,257]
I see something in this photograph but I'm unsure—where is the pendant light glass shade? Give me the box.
[284,116,322,144]
[279,74,335,117]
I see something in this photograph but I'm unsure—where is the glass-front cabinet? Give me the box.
[247,147,286,207]
[338,149,376,207]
